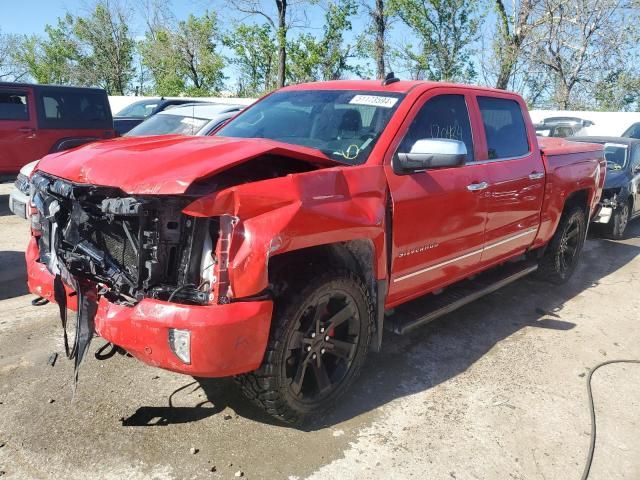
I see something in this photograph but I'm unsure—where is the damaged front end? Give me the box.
[31,171,218,307]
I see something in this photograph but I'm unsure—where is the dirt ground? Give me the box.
[0,180,638,480]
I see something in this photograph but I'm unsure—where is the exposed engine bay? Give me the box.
[31,171,217,307]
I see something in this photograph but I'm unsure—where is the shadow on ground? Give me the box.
[0,250,28,300]
[0,194,12,217]
[104,221,640,430]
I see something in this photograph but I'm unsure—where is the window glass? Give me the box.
[218,90,404,166]
[116,100,159,118]
[622,123,640,139]
[0,91,29,121]
[126,114,209,136]
[38,89,111,129]
[631,145,640,169]
[478,96,529,159]
[399,94,474,162]
[604,144,628,170]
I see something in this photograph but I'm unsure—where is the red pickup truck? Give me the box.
[26,79,604,424]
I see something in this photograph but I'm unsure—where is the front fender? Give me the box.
[183,165,389,298]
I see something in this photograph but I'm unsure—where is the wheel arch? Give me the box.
[268,240,387,352]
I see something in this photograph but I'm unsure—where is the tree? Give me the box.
[224,23,278,96]
[531,0,637,109]
[139,11,225,96]
[230,0,314,88]
[359,0,389,79]
[492,0,541,90]
[74,1,135,94]
[593,70,640,111]
[13,16,80,85]
[389,0,481,82]
[0,29,27,81]
[286,0,360,83]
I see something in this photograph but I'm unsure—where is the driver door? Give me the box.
[385,90,490,306]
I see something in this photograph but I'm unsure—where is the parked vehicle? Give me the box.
[7,104,245,220]
[8,160,37,219]
[570,136,640,238]
[0,83,115,175]
[622,122,640,139]
[26,79,604,424]
[534,116,593,138]
[125,103,244,137]
[113,98,209,135]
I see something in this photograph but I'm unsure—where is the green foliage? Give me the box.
[593,70,640,112]
[139,12,225,96]
[389,0,481,82]
[286,0,361,84]
[12,16,79,85]
[223,23,278,96]
[74,2,135,95]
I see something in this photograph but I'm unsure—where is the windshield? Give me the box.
[217,90,405,165]
[623,123,640,139]
[125,114,209,136]
[117,100,160,118]
[604,143,628,170]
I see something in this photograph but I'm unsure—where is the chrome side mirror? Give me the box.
[395,138,467,174]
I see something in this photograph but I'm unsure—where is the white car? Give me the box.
[8,160,37,219]
[8,103,247,219]
[125,103,246,137]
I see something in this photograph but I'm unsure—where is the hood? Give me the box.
[604,169,629,190]
[35,135,339,195]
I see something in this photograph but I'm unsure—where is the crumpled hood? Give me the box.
[604,169,629,190]
[35,135,338,195]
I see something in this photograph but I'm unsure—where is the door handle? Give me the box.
[528,171,545,180]
[467,181,489,191]
[18,127,35,133]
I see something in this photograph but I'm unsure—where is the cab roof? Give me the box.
[281,79,511,95]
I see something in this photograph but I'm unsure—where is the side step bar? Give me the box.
[386,260,538,335]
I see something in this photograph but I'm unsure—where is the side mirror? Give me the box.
[395,138,467,174]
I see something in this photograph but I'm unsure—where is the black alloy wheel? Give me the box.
[237,270,373,424]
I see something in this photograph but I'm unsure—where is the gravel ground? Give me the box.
[0,180,638,480]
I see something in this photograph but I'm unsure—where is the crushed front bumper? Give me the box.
[26,237,274,377]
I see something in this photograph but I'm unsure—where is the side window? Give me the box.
[631,146,640,170]
[477,96,529,159]
[0,90,29,121]
[38,90,111,129]
[399,94,474,162]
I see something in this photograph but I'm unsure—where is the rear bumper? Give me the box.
[25,237,274,377]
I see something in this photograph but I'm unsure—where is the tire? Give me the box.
[604,201,630,239]
[236,269,374,424]
[537,205,587,284]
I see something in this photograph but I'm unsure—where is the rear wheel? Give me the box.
[237,270,373,424]
[605,201,630,239]
[537,205,587,284]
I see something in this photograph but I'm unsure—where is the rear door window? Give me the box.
[478,97,529,159]
[0,90,29,121]
[37,89,112,129]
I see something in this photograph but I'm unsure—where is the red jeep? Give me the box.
[0,83,115,175]
[26,79,604,423]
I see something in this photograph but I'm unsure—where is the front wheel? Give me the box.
[605,201,630,239]
[236,270,373,424]
[537,205,587,284]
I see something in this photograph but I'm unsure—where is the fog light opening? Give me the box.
[169,328,191,364]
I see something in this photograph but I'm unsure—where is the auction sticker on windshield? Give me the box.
[349,95,398,108]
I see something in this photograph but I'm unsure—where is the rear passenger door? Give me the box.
[473,95,544,267]
[0,87,38,174]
